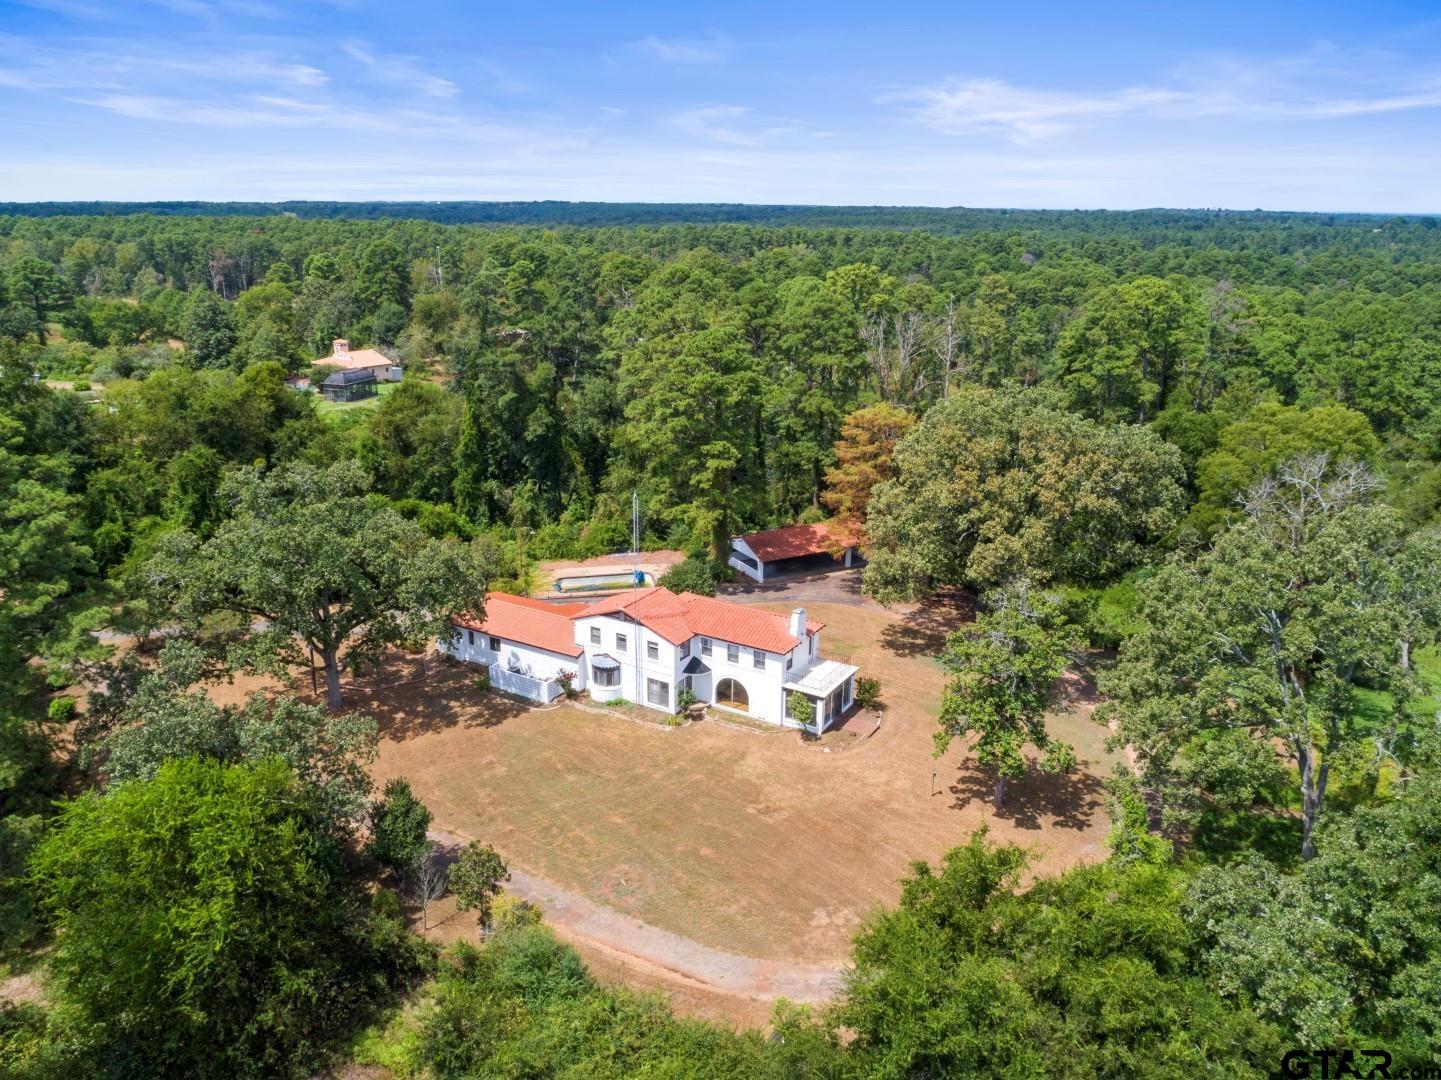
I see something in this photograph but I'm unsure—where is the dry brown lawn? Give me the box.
[354,598,1120,967]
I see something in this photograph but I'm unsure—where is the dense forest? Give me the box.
[3,208,1441,1075]
[4,200,1436,230]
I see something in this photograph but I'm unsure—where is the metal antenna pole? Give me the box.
[632,491,642,703]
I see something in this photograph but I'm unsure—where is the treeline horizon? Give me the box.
[1,200,1437,231]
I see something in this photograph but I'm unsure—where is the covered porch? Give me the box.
[784,660,858,734]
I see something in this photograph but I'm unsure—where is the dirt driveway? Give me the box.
[358,599,1119,976]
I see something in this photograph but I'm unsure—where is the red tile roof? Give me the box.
[579,587,824,653]
[452,593,585,657]
[312,347,394,372]
[736,519,861,563]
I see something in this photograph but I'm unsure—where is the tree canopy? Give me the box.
[141,461,491,708]
[863,385,1186,599]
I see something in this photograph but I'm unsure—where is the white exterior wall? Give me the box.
[442,612,843,730]
[693,635,789,725]
[443,627,585,690]
[573,614,685,714]
[727,537,766,583]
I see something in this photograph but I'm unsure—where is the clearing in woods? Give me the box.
[352,596,1119,971]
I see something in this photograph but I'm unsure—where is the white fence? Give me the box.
[489,664,564,704]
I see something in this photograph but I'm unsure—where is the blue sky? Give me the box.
[2,1,1440,210]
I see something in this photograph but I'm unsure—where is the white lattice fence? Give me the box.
[489,664,563,703]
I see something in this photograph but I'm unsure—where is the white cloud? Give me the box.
[630,34,728,64]
[892,52,1441,141]
[667,104,758,145]
[340,40,459,98]
[891,79,1185,141]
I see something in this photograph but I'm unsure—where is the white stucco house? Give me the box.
[443,587,859,733]
[728,519,863,584]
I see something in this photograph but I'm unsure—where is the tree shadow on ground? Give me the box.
[879,588,978,658]
[342,662,532,742]
[948,760,1106,831]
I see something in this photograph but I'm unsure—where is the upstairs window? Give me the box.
[753,649,765,669]
[647,641,659,660]
[616,633,628,653]
[701,638,712,656]
[489,636,500,651]
[590,626,601,644]
[727,643,740,663]
[466,630,475,645]
[680,639,691,658]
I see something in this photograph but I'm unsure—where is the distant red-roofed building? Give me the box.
[727,519,863,583]
[442,586,857,731]
[311,339,402,384]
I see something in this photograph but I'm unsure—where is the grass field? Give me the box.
[349,599,1117,967]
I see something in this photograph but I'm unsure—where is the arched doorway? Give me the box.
[715,678,749,711]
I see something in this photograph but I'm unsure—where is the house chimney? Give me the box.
[789,607,806,640]
[332,338,349,355]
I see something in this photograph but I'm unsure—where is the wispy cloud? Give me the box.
[340,40,458,98]
[667,104,756,144]
[891,51,1441,141]
[630,33,729,64]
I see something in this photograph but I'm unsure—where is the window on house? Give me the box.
[680,639,690,658]
[589,626,601,645]
[701,638,712,656]
[592,664,619,687]
[647,641,659,660]
[727,643,739,663]
[753,649,765,669]
[466,630,475,645]
[489,636,500,651]
[646,678,669,708]
[786,654,793,671]
[616,633,627,652]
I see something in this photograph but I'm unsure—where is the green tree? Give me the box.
[1188,401,1380,534]
[837,832,1279,1078]
[180,288,238,368]
[28,758,420,1076]
[656,554,724,596]
[366,777,432,877]
[143,461,490,709]
[786,690,815,730]
[450,842,510,928]
[1102,457,1440,860]
[938,585,1082,808]
[1057,276,1205,423]
[1184,770,1441,1057]
[356,238,411,312]
[5,256,69,345]
[616,325,764,560]
[1102,768,1171,867]
[81,639,379,832]
[863,385,1185,599]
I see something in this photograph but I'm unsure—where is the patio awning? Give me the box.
[783,659,858,698]
[590,653,621,670]
[681,656,710,675]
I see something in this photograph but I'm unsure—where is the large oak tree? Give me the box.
[142,461,490,709]
[1102,455,1441,860]
[863,385,1185,600]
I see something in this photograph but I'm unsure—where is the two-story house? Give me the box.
[444,587,858,733]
